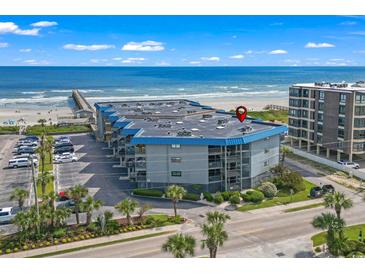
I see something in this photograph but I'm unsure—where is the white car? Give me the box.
[0,207,18,224]
[337,160,360,169]
[8,157,38,168]
[54,153,78,163]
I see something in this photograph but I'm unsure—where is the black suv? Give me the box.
[322,184,335,194]
[54,146,74,154]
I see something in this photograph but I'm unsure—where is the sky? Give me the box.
[1,15,365,66]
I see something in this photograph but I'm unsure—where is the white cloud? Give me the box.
[0,22,40,36]
[350,31,365,36]
[20,48,31,52]
[0,42,9,48]
[269,49,288,55]
[122,40,164,51]
[112,57,123,61]
[31,21,58,27]
[23,59,49,65]
[305,42,335,48]
[121,57,146,64]
[325,58,355,66]
[156,61,170,66]
[229,54,244,59]
[63,44,115,51]
[189,61,201,65]
[201,56,220,61]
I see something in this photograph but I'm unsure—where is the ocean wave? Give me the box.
[86,90,287,102]
[0,96,69,104]
[21,91,46,95]
[48,89,103,94]
[115,88,134,92]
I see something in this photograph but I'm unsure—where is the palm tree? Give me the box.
[201,223,228,258]
[82,196,103,225]
[312,212,346,254]
[54,207,72,227]
[280,146,291,164]
[115,198,139,225]
[206,211,230,225]
[165,185,186,217]
[137,204,152,224]
[324,191,353,219]
[162,233,196,258]
[38,118,47,127]
[67,184,88,225]
[9,188,29,210]
[45,137,53,163]
[37,171,54,195]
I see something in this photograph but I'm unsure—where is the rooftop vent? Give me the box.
[199,119,206,123]
[158,123,172,128]
[191,128,199,132]
[177,130,192,136]
[172,110,178,113]
[203,114,213,119]
[241,125,253,134]
[216,126,225,130]
[176,121,183,124]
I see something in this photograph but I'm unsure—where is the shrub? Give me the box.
[73,237,79,241]
[346,251,365,258]
[45,241,51,246]
[23,245,29,251]
[258,182,278,198]
[38,243,44,248]
[191,184,203,193]
[0,250,2,255]
[221,192,231,201]
[203,192,213,202]
[241,190,264,203]
[133,188,163,197]
[5,249,11,254]
[53,228,66,238]
[54,240,59,245]
[13,247,19,253]
[31,244,36,249]
[61,239,67,244]
[314,246,321,253]
[214,193,224,204]
[80,235,85,240]
[229,194,241,205]
[183,193,200,201]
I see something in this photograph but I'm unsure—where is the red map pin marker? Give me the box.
[235,106,248,122]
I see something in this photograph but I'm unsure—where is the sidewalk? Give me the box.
[1,224,181,258]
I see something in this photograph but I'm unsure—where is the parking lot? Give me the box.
[57,133,204,209]
[0,135,33,208]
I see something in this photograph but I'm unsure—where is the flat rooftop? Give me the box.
[292,81,365,92]
[96,99,286,145]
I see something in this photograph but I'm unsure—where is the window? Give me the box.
[310,101,315,109]
[303,89,309,97]
[302,100,309,108]
[310,132,315,140]
[318,102,324,111]
[310,111,315,120]
[356,93,365,104]
[311,90,316,98]
[339,105,346,115]
[171,171,182,177]
[355,106,365,116]
[354,130,365,139]
[317,124,323,133]
[301,130,307,138]
[354,118,365,128]
[302,120,308,128]
[317,135,323,144]
[171,144,180,149]
[289,88,300,97]
[319,91,325,100]
[338,117,345,127]
[171,157,182,163]
[317,113,323,122]
[302,110,308,118]
[340,93,347,103]
[338,141,344,149]
[289,99,301,107]
[310,122,315,130]
[338,128,345,139]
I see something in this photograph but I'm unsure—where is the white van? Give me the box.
[0,207,18,224]
[8,157,38,168]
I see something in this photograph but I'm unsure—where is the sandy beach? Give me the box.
[0,107,74,126]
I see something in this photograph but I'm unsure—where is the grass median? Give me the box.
[284,202,324,213]
[28,230,174,258]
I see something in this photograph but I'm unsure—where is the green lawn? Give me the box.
[284,202,325,213]
[26,125,90,135]
[145,214,183,227]
[311,223,365,247]
[237,180,316,212]
[249,110,288,124]
[0,126,19,134]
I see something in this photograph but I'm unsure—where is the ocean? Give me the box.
[1,66,365,109]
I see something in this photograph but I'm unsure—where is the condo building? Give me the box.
[95,99,287,192]
[288,81,365,162]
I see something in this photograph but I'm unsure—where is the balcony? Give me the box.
[209,175,221,182]
[208,147,221,154]
[209,161,222,169]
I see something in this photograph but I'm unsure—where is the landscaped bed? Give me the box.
[26,125,90,135]
[0,214,184,256]
[0,126,19,134]
[132,188,200,201]
[237,180,316,212]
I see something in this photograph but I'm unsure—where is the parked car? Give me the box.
[19,135,39,142]
[54,153,78,163]
[13,153,37,160]
[337,160,360,169]
[14,146,36,155]
[322,184,335,194]
[0,207,21,224]
[310,186,323,198]
[54,142,73,149]
[15,140,38,147]
[8,157,38,168]
[54,146,74,155]
[54,136,70,143]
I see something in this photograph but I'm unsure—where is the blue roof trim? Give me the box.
[102,109,116,118]
[95,103,112,112]
[108,113,120,123]
[130,125,287,146]
[112,118,128,129]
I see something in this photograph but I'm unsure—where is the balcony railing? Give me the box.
[208,147,221,154]
[209,161,222,168]
[209,175,222,182]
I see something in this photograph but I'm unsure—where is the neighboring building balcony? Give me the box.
[227,169,240,177]
[135,147,146,155]
[135,158,146,169]
[126,159,135,168]
[126,147,135,155]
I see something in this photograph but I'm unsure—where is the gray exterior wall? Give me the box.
[96,110,104,140]
[145,144,209,186]
[250,135,280,186]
